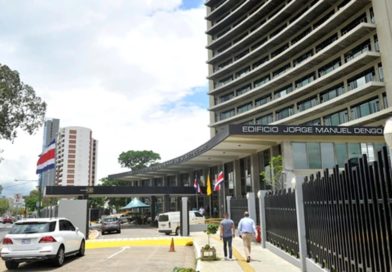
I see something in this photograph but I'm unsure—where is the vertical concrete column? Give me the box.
[233,159,242,198]
[250,153,261,193]
[176,174,181,210]
[282,141,295,189]
[246,192,256,223]
[181,197,189,236]
[258,190,268,248]
[372,0,392,102]
[295,177,307,272]
[226,196,232,218]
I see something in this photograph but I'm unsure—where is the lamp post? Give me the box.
[383,117,392,166]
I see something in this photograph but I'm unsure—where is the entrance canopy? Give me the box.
[109,124,384,181]
[120,198,149,210]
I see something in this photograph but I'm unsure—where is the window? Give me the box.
[302,118,321,126]
[383,93,388,108]
[350,97,379,120]
[234,49,249,61]
[295,73,315,88]
[307,143,321,168]
[215,75,233,88]
[219,92,234,103]
[271,43,289,58]
[313,10,334,29]
[374,35,379,52]
[237,102,253,114]
[276,106,294,120]
[344,40,371,62]
[60,220,75,231]
[370,8,375,24]
[275,84,293,98]
[321,143,335,168]
[315,34,338,53]
[251,37,268,51]
[270,24,287,39]
[297,96,318,112]
[347,68,375,90]
[335,143,347,167]
[10,221,56,234]
[378,63,384,82]
[235,67,250,79]
[220,109,235,120]
[254,75,270,88]
[236,84,251,96]
[215,59,232,72]
[323,110,348,125]
[252,56,269,69]
[255,95,271,107]
[293,50,313,67]
[273,63,291,78]
[341,13,367,35]
[318,58,341,77]
[320,84,344,103]
[292,27,311,45]
[293,143,308,169]
[256,114,273,125]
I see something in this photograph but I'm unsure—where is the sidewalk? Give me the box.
[191,232,301,272]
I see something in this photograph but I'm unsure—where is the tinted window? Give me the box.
[60,220,75,231]
[10,222,56,234]
[158,215,169,222]
[193,212,203,217]
[102,217,119,223]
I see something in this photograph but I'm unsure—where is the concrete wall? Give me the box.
[58,200,88,238]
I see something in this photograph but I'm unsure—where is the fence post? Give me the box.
[295,178,307,272]
[246,192,256,222]
[258,190,268,248]
[226,196,232,219]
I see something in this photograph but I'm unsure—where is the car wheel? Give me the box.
[118,229,121,234]
[52,246,65,267]
[78,240,85,257]
[5,260,19,269]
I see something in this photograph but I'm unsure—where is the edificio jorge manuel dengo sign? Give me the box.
[229,125,384,136]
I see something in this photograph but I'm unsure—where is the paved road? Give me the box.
[0,226,195,272]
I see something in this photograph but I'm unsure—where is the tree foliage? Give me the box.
[0,198,9,215]
[0,64,46,141]
[260,155,284,192]
[24,189,39,212]
[118,150,161,170]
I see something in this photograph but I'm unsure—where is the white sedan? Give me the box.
[1,217,85,269]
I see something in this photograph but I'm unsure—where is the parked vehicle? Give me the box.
[158,211,205,235]
[3,216,15,224]
[101,216,121,234]
[1,217,85,269]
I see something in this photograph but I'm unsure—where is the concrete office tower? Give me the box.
[41,118,60,189]
[55,127,97,186]
[205,0,392,136]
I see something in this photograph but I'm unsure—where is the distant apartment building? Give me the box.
[55,127,97,186]
[40,118,60,191]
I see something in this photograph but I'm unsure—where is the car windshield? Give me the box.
[194,212,203,217]
[9,221,56,234]
[103,217,118,223]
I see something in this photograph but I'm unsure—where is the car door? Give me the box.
[65,220,80,251]
[59,220,74,252]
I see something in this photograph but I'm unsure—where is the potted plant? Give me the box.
[200,224,219,261]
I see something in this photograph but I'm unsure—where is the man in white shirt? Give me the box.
[237,211,257,262]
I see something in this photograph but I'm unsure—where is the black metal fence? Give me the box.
[230,197,247,225]
[303,147,392,272]
[265,189,299,257]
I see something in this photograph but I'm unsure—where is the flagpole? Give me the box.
[222,164,226,214]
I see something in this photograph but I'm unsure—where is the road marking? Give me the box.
[86,237,193,249]
[107,246,129,259]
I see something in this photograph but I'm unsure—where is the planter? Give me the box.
[200,246,217,261]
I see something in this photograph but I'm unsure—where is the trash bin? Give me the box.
[256,225,261,243]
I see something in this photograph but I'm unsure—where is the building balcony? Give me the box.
[208,0,369,69]
[206,0,263,35]
[207,0,283,49]
[272,81,385,125]
[209,22,376,108]
[205,0,243,21]
[209,51,381,127]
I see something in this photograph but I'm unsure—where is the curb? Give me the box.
[86,237,193,249]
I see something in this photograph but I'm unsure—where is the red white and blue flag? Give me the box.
[36,140,56,174]
[214,171,224,191]
[193,175,202,194]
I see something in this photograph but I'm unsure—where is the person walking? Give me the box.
[238,211,257,262]
[219,212,235,261]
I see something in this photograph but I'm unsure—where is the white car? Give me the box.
[1,217,85,269]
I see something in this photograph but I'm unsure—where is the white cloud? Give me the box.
[0,0,210,195]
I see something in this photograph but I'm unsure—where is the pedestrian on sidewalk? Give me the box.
[238,211,257,263]
[219,212,235,261]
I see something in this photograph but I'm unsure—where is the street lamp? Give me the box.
[384,117,392,167]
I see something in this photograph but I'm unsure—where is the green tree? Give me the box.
[0,64,46,142]
[99,178,131,211]
[118,150,161,170]
[0,198,9,215]
[260,155,284,192]
[24,189,39,212]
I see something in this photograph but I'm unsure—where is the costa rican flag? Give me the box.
[36,140,56,174]
[214,171,224,191]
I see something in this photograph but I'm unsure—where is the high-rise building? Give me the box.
[55,127,97,186]
[40,118,60,190]
[205,0,391,135]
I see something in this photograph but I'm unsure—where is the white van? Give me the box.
[158,211,205,235]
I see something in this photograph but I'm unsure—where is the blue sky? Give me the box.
[0,0,211,197]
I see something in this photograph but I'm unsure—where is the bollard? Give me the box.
[169,238,175,252]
